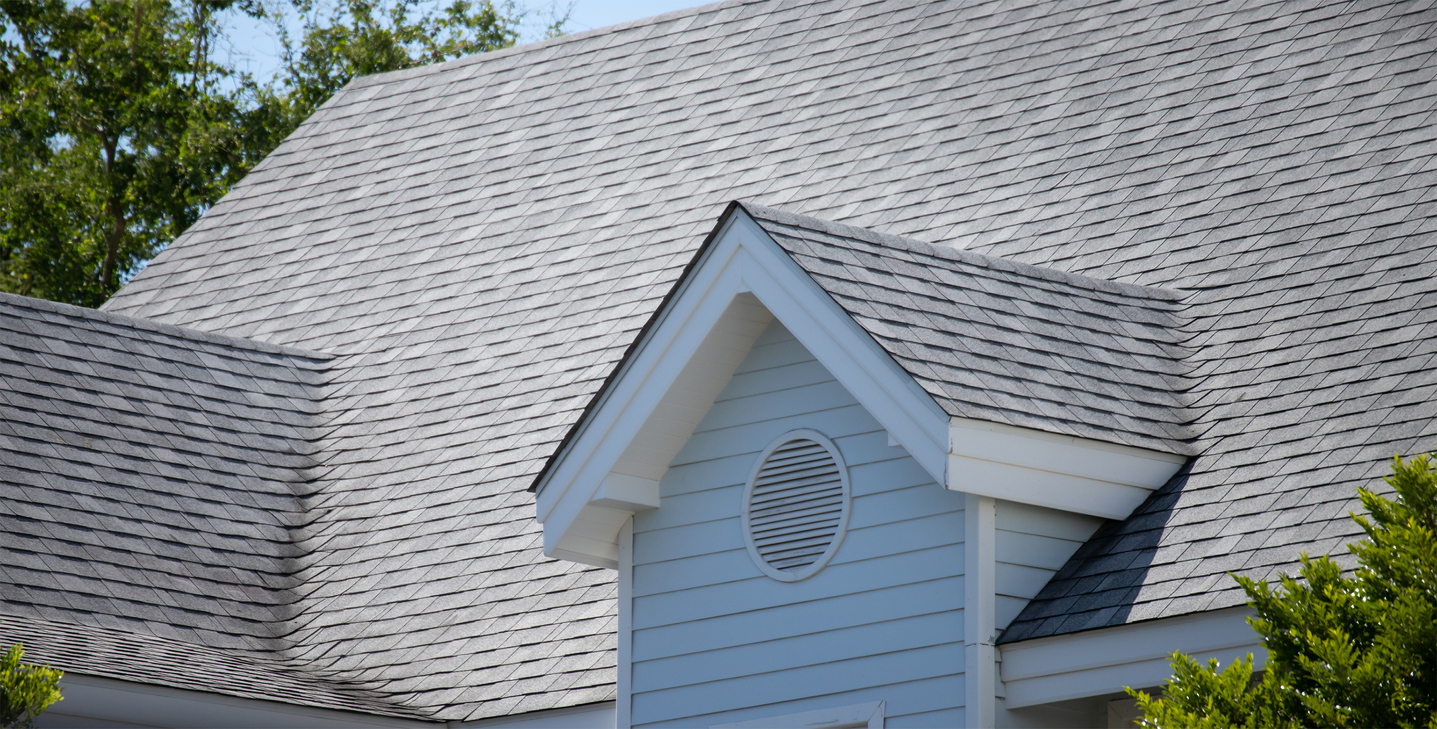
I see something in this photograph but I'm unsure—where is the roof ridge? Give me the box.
[347,0,763,90]
[15,293,333,362]
[736,201,1188,305]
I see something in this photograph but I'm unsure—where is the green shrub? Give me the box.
[1,644,62,729]
[1128,454,1437,728]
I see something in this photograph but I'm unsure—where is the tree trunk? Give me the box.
[100,134,123,289]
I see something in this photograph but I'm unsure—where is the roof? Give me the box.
[0,0,1432,716]
[744,202,1196,454]
[0,291,615,720]
[999,205,1437,640]
[0,294,418,718]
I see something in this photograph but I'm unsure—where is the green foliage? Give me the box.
[1,0,536,308]
[1,644,62,729]
[1128,454,1437,728]
[0,0,267,305]
[250,0,522,154]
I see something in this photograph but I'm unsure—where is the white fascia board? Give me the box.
[1000,607,1263,708]
[534,209,950,569]
[534,214,749,566]
[948,417,1186,520]
[46,673,433,728]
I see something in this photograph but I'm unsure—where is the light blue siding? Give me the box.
[994,502,1103,630]
[890,708,966,728]
[630,321,965,727]
[641,673,965,728]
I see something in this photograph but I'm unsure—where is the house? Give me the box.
[2,0,1434,726]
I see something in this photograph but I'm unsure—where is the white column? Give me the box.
[964,494,996,729]
[617,518,634,729]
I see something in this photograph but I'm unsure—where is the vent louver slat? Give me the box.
[743,431,851,582]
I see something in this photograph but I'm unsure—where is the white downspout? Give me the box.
[964,493,997,728]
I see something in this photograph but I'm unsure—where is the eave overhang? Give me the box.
[1000,607,1263,708]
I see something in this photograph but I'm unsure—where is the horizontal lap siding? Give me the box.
[994,502,1104,631]
[631,322,965,726]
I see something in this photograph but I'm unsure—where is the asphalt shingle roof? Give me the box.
[0,0,1432,716]
[1,290,618,719]
[0,294,424,718]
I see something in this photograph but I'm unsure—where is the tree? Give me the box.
[0,0,538,307]
[0,0,266,305]
[0,644,62,729]
[247,0,527,162]
[1128,454,1437,728]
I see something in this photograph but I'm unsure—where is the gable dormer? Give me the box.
[532,202,1189,726]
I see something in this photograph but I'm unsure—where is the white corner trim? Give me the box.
[710,700,885,729]
[948,417,1185,520]
[1000,607,1263,708]
[534,208,949,569]
[963,494,997,729]
[617,518,634,729]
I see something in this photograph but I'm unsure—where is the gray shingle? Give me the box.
[742,203,1196,454]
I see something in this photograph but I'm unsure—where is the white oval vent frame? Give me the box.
[742,429,851,582]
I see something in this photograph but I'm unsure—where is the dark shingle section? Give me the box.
[0,293,324,647]
[64,0,1437,687]
[744,203,1195,454]
[0,293,614,720]
[0,294,427,718]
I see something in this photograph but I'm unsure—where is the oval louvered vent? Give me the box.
[742,429,851,582]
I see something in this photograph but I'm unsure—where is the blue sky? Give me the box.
[222,1,712,82]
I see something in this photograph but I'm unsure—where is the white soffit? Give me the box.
[948,417,1186,520]
[1000,607,1263,708]
[533,209,950,569]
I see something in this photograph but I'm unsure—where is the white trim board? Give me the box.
[45,673,617,729]
[1000,607,1264,708]
[948,417,1185,521]
[963,494,996,729]
[452,702,617,728]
